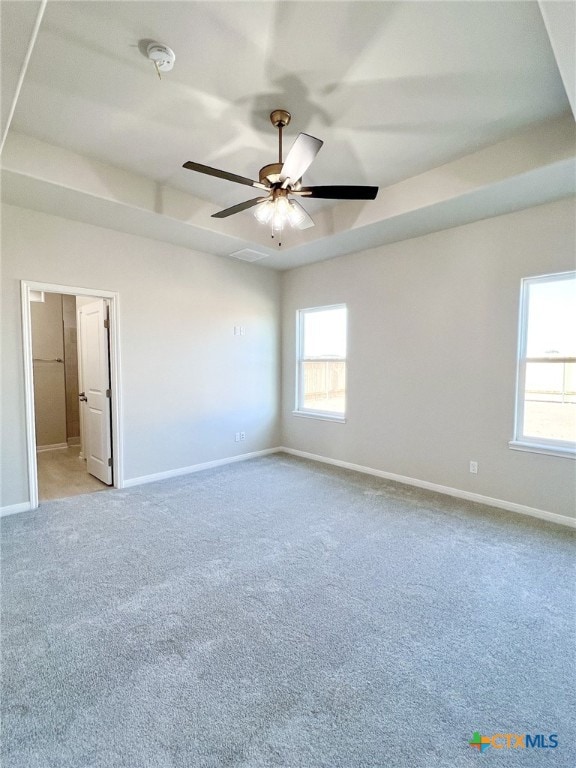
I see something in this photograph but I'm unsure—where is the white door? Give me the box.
[79,299,113,484]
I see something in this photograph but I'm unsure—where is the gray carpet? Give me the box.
[1,453,574,767]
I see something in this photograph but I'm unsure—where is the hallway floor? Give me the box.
[37,446,109,501]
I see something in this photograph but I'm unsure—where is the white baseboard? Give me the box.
[123,447,280,488]
[4,446,573,529]
[0,502,33,518]
[36,443,68,453]
[279,447,576,529]
[2,449,280,517]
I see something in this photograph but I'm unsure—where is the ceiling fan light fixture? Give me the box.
[254,199,274,225]
[271,196,291,232]
[254,195,291,232]
[254,193,308,235]
[287,199,307,227]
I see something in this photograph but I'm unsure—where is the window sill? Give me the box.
[292,410,346,424]
[508,440,576,460]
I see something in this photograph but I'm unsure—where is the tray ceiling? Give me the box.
[1,1,574,269]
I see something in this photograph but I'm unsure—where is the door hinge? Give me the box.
[106,389,111,398]
[108,458,112,467]
[104,318,109,329]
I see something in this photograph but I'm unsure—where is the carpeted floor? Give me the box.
[1,453,575,767]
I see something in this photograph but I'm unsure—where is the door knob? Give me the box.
[79,392,88,402]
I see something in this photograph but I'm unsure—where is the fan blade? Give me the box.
[211,197,267,219]
[300,185,379,200]
[279,133,323,184]
[290,200,315,230]
[183,161,267,190]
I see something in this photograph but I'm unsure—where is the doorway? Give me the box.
[21,282,123,508]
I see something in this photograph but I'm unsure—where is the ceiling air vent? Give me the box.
[229,249,269,263]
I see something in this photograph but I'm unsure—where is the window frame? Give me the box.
[510,271,576,459]
[294,303,347,423]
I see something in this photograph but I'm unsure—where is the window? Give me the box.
[295,304,347,420]
[511,271,576,458]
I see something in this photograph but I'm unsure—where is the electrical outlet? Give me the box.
[240,432,246,441]
[469,461,478,474]
[235,432,240,442]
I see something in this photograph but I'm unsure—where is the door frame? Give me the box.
[21,280,124,508]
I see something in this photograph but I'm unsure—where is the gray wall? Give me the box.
[3,197,574,519]
[281,198,576,519]
[62,294,80,443]
[1,204,281,507]
[31,292,67,447]
[30,292,80,447]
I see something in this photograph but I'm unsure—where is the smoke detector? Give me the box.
[147,42,175,77]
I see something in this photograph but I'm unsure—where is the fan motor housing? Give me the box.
[259,163,283,185]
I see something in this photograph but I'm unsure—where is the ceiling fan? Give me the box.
[183,109,378,243]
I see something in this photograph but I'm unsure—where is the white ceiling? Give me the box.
[1,0,575,270]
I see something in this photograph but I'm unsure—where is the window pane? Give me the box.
[302,361,346,414]
[303,307,347,358]
[519,273,576,446]
[526,277,576,357]
[523,362,576,441]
